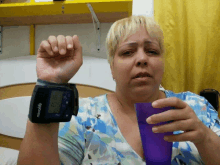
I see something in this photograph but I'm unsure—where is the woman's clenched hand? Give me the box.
[36,35,83,83]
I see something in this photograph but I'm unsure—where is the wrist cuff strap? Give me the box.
[36,79,69,86]
[36,79,77,91]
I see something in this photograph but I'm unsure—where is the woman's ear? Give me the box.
[110,62,115,80]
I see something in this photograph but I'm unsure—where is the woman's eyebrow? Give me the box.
[120,40,158,48]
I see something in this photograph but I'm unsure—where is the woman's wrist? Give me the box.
[36,78,69,86]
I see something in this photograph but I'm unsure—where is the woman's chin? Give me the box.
[129,86,159,98]
[132,84,154,92]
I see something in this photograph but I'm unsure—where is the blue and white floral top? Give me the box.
[58,88,220,165]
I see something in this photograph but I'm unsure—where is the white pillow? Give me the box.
[0,147,19,165]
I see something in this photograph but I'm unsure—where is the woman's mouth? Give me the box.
[134,76,151,80]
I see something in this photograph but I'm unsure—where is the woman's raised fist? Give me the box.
[36,35,83,83]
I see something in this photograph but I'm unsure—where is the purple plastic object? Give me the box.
[135,103,173,165]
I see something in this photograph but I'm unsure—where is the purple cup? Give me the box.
[135,103,173,165]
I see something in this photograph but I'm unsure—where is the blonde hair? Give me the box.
[105,15,165,66]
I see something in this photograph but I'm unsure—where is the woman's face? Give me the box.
[111,26,164,98]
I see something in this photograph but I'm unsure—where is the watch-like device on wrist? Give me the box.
[28,79,79,123]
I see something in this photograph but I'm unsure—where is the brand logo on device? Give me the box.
[37,103,42,117]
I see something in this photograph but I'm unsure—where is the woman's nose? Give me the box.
[137,61,147,66]
[136,50,148,66]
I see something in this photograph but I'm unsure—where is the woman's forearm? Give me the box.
[195,126,220,165]
[17,119,60,165]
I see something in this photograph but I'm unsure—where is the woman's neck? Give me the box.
[113,88,165,115]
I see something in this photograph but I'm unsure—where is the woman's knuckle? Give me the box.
[188,110,195,117]
[170,112,176,119]
[174,97,179,104]
[57,35,64,39]
[41,40,49,47]
[178,121,185,130]
[79,45,82,51]
[42,40,47,44]
[66,35,72,39]
[191,134,196,142]
[48,35,56,40]
[188,119,194,128]
[195,118,202,127]
[51,40,57,46]
[45,42,51,48]
[197,129,203,136]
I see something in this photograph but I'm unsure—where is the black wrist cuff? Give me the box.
[36,79,77,91]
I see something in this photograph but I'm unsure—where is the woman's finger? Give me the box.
[66,36,73,50]
[152,97,187,109]
[152,118,194,133]
[38,40,53,56]
[148,109,190,124]
[164,127,207,144]
[57,35,67,55]
[72,35,83,67]
[48,35,59,53]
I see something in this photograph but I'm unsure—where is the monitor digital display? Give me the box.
[48,90,64,113]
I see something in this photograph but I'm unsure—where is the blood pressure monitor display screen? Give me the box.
[48,90,64,113]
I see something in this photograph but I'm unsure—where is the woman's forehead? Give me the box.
[118,38,160,50]
[119,29,159,46]
[120,39,158,46]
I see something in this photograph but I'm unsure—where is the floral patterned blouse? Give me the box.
[58,88,220,165]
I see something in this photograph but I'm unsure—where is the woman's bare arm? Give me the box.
[17,119,60,165]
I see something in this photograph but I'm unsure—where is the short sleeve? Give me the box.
[58,118,85,165]
[175,91,220,138]
[205,98,220,137]
[58,97,91,165]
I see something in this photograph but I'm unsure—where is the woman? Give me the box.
[18,16,220,165]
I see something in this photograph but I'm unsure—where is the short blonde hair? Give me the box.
[105,15,165,66]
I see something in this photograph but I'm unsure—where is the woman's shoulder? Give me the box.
[164,89,213,110]
[79,94,107,108]
[62,94,109,133]
[77,94,109,118]
[159,86,202,101]
[164,89,204,101]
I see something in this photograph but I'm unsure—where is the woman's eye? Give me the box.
[148,51,159,55]
[123,51,133,55]
[122,50,159,56]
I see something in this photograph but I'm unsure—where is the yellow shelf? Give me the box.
[0,0,132,26]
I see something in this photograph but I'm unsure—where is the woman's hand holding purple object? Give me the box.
[146,97,209,145]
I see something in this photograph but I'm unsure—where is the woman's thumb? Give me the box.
[72,35,83,67]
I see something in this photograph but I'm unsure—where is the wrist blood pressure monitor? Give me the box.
[28,79,79,123]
